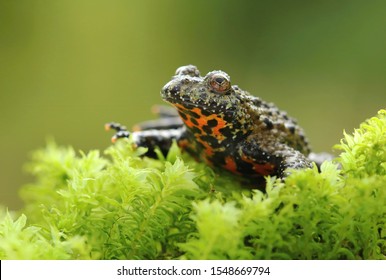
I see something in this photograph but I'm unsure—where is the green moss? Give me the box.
[1,110,385,259]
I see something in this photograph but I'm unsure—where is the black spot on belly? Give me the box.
[179,112,188,120]
[190,126,202,134]
[236,161,255,174]
[207,119,218,127]
[189,110,201,118]
[203,125,213,134]
[190,117,199,126]
[199,135,222,148]
[218,126,234,137]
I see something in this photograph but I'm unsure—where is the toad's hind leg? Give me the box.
[105,122,130,140]
[130,128,185,158]
[106,122,186,158]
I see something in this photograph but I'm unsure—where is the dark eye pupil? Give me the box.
[215,77,224,84]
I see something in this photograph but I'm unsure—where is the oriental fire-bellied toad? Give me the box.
[106,65,328,181]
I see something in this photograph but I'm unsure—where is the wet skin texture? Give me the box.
[106,65,327,182]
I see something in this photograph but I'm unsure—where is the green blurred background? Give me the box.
[1,0,385,209]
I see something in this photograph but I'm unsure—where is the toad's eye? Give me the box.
[209,73,231,93]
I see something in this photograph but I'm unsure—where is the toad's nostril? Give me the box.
[170,85,180,94]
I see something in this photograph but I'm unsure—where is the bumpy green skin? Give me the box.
[107,65,319,180]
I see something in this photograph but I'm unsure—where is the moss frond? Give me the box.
[1,111,385,259]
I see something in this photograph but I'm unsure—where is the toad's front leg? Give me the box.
[105,122,186,158]
[238,139,313,179]
[272,147,314,177]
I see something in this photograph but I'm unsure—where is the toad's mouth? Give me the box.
[163,98,237,117]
